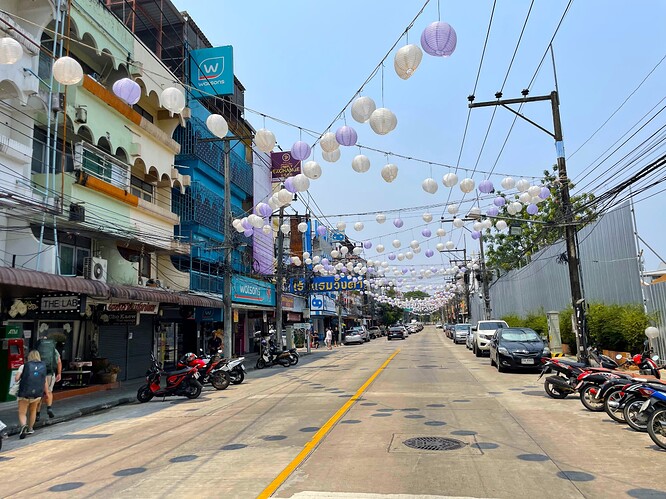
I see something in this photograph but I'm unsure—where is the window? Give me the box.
[31,127,73,174]
[130,175,154,203]
[118,247,151,278]
[75,142,129,189]
[133,104,153,123]
[59,244,90,276]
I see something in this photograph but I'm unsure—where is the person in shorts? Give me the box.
[325,328,333,350]
[15,350,48,439]
[36,335,61,421]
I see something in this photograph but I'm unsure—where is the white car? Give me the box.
[453,324,471,344]
[472,320,509,357]
[343,329,364,345]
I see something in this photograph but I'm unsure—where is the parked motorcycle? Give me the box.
[645,389,666,449]
[177,351,230,390]
[219,356,246,384]
[137,352,203,402]
[254,333,291,369]
[287,347,299,366]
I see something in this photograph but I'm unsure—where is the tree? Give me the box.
[484,166,596,273]
[403,291,429,300]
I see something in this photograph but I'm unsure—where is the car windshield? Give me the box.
[501,329,541,342]
[347,331,360,335]
[455,325,470,331]
[479,322,506,330]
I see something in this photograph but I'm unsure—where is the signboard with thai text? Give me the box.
[106,302,159,314]
[271,151,301,181]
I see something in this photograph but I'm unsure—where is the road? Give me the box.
[1,327,665,498]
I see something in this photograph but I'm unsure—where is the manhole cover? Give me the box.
[402,436,467,451]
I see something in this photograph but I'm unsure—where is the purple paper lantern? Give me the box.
[493,196,506,207]
[393,218,404,228]
[291,140,311,161]
[425,249,434,258]
[388,253,396,261]
[241,219,252,230]
[478,179,494,194]
[363,240,373,249]
[527,203,539,215]
[243,228,254,237]
[420,22,457,57]
[421,228,432,238]
[317,225,327,237]
[321,258,330,266]
[255,202,272,218]
[471,231,481,240]
[486,206,499,217]
[112,77,141,105]
[539,186,551,199]
[284,177,297,194]
[335,125,358,146]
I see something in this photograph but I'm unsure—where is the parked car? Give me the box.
[435,323,443,329]
[407,324,419,334]
[453,324,471,344]
[387,325,406,340]
[488,327,551,372]
[445,323,455,339]
[472,320,509,357]
[368,326,381,339]
[349,326,369,342]
[343,329,364,345]
[466,328,475,350]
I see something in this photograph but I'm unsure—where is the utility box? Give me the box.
[0,324,24,402]
[547,311,562,354]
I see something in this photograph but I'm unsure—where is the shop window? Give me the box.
[130,175,154,203]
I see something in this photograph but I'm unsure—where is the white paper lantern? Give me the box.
[422,178,438,194]
[528,185,541,197]
[397,253,405,261]
[516,178,531,192]
[337,221,347,231]
[495,220,508,231]
[436,242,445,251]
[53,56,83,85]
[297,222,308,233]
[453,218,464,228]
[473,222,483,231]
[447,204,458,215]
[381,163,399,183]
[249,214,264,228]
[354,222,364,231]
[352,154,371,173]
[206,114,229,139]
[376,244,385,253]
[280,223,290,234]
[277,188,293,205]
[262,224,272,235]
[468,206,482,218]
[340,246,349,255]
[519,192,532,204]
[331,249,340,259]
[445,241,455,250]
[442,172,458,187]
[320,132,339,153]
[322,148,341,163]
[459,178,475,193]
[303,161,322,179]
[506,203,518,216]
[410,240,420,249]
[369,108,397,135]
[232,218,243,231]
[376,213,386,224]
[405,251,414,260]
[255,129,276,153]
[501,177,515,190]
[292,173,310,192]
[351,96,377,123]
[159,86,185,115]
[422,213,433,223]
[436,227,446,237]
[0,37,23,64]
[392,239,401,248]
[482,219,493,229]
[394,44,423,80]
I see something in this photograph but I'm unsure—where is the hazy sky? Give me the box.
[172,0,666,274]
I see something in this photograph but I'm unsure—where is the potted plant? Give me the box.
[97,361,121,384]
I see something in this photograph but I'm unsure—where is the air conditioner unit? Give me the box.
[83,257,107,283]
[75,106,87,124]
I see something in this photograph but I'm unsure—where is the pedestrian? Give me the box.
[332,327,339,348]
[325,328,333,350]
[35,334,61,421]
[15,350,48,439]
[207,329,222,355]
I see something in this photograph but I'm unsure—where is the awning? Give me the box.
[232,303,275,312]
[0,266,109,297]
[108,284,224,308]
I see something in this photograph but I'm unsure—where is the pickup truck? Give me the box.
[472,320,509,357]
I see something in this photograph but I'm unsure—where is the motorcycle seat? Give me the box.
[164,367,192,376]
[560,360,588,368]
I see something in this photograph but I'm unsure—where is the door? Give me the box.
[98,325,128,381]
[126,315,153,380]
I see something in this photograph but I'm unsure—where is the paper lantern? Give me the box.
[320,132,339,153]
[232,218,243,231]
[526,203,539,215]
[249,214,264,228]
[303,160,322,179]
[255,202,272,218]
[113,77,142,106]
[388,253,396,261]
[445,241,455,250]
[0,37,23,64]
[369,108,397,135]
[410,240,420,249]
[459,178,475,193]
[292,173,310,192]
[351,96,376,123]
[159,86,185,114]
[392,239,401,248]
[244,228,254,237]
[277,188,293,205]
[376,213,386,224]
[397,253,405,261]
[442,172,458,187]
[255,129,276,153]
[473,222,483,231]
[280,224,290,234]
[539,187,551,199]
[354,222,364,231]
[405,252,414,260]
[496,220,508,231]
[518,192,531,204]
[322,148,341,163]
[453,218,464,228]
[471,231,481,240]
[352,154,371,173]
[436,242,445,251]
[493,196,506,207]
[486,206,499,217]
[436,228,446,237]
[335,125,358,146]
[447,204,458,215]
[501,177,515,190]
[364,240,373,249]
[422,213,433,223]
[291,141,311,161]
[53,56,83,85]
[284,177,297,194]
[478,179,494,194]
[482,219,493,230]
[297,222,308,233]
[241,218,252,230]
[528,185,541,197]
[394,44,423,79]
[262,224,272,235]
[422,228,432,238]
[425,249,434,258]
[393,218,404,228]
[468,206,482,218]
[516,178,531,192]
[511,201,523,213]
[353,247,363,255]
[646,326,660,339]
[420,21,457,57]
[316,225,327,237]
[381,163,399,182]
[376,244,385,253]
[422,178,438,194]
[331,250,340,259]
[337,222,346,231]
[340,246,349,255]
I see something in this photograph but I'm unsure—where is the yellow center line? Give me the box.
[257,348,401,499]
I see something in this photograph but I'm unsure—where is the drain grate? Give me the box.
[402,436,467,451]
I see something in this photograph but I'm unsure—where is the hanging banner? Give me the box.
[286,276,365,293]
[271,152,301,181]
[189,46,234,98]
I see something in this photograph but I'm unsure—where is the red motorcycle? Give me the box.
[137,352,203,402]
[177,352,230,390]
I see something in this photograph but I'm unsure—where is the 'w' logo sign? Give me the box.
[198,56,225,81]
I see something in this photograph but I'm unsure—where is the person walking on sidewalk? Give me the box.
[36,334,61,421]
[14,350,48,439]
[325,328,333,350]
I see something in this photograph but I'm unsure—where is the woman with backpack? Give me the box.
[14,350,48,439]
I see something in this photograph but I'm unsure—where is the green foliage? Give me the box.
[501,310,548,338]
[500,314,522,327]
[559,307,575,351]
[403,291,429,299]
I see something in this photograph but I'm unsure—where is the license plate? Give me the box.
[641,399,651,412]
[521,358,535,365]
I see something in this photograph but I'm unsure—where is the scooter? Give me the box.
[255,334,291,369]
[177,351,230,390]
[219,357,246,385]
[137,352,203,402]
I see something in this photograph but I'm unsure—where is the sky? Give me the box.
[172,0,666,275]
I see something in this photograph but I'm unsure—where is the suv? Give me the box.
[472,320,509,357]
[349,326,369,342]
[367,326,381,339]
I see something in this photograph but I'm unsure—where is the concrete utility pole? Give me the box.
[469,90,588,362]
[478,234,491,320]
[274,205,286,348]
[222,139,233,359]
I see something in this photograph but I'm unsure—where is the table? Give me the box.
[60,361,93,387]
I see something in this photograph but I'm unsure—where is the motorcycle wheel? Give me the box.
[580,384,605,412]
[185,380,203,399]
[137,384,154,403]
[624,397,649,432]
[604,388,627,423]
[544,379,568,399]
[230,369,245,385]
[211,372,230,390]
[279,357,291,367]
[256,358,266,369]
[647,407,666,450]
[289,354,299,366]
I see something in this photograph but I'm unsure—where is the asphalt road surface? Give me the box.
[1,327,665,498]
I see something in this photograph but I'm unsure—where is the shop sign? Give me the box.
[287,276,366,293]
[99,311,139,326]
[287,312,301,322]
[195,307,222,322]
[189,45,234,97]
[40,294,80,313]
[232,276,276,306]
[281,294,295,310]
[309,294,337,315]
[271,151,301,181]
[106,302,159,314]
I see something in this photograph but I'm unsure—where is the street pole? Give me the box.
[275,206,286,349]
[222,139,233,359]
[478,233,491,320]
[469,91,588,362]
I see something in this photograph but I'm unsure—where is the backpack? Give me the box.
[18,361,46,398]
[37,339,57,374]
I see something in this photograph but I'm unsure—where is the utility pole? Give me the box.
[469,90,588,362]
[274,205,286,349]
[478,233,491,320]
[222,139,233,359]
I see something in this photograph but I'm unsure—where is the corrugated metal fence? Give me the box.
[646,281,666,359]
